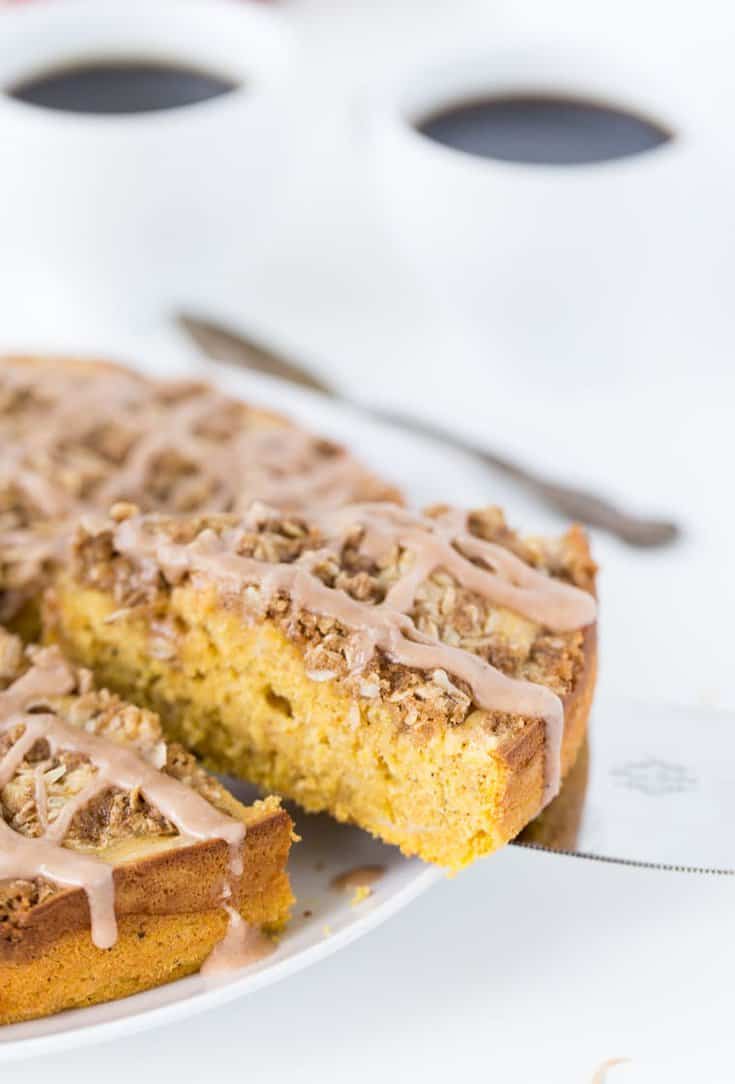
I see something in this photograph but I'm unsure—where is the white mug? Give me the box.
[368,40,735,398]
[0,0,289,335]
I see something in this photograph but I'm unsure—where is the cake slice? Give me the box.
[0,354,399,632]
[46,500,597,871]
[0,630,293,1026]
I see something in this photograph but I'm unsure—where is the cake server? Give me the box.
[176,313,680,549]
[515,697,735,875]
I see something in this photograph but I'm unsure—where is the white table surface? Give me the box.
[2,0,735,1079]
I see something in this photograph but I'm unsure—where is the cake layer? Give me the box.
[0,354,399,628]
[47,501,597,870]
[0,631,293,1025]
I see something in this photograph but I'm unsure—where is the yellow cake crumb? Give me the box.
[350,885,373,906]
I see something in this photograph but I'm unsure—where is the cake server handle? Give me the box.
[176,313,680,549]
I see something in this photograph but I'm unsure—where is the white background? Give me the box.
[2,0,735,1079]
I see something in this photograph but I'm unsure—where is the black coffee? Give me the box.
[7,60,237,115]
[418,95,671,165]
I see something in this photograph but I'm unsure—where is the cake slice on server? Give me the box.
[46,500,597,871]
[0,630,293,1026]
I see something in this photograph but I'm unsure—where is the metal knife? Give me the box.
[176,312,681,550]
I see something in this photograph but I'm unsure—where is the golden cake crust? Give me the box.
[493,619,596,844]
[0,807,292,968]
[1,902,294,1027]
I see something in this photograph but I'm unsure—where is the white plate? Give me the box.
[4,351,524,1063]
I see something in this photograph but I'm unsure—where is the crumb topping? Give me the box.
[0,357,399,620]
[71,503,596,746]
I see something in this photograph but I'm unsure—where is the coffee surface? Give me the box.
[8,60,237,115]
[419,95,671,165]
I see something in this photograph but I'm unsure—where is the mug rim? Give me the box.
[369,41,686,178]
[0,0,289,129]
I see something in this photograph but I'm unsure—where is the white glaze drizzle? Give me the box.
[0,818,117,948]
[0,362,393,623]
[0,366,376,515]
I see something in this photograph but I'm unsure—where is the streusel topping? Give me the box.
[0,356,398,620]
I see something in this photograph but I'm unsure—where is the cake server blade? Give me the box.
[515,697,735,874]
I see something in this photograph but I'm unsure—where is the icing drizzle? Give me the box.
[112,502,596,805]
[0,360,396,620]
[0,364,389,517]
[0,648,245,949]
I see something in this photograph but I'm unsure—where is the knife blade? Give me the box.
[176,312,681,549]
